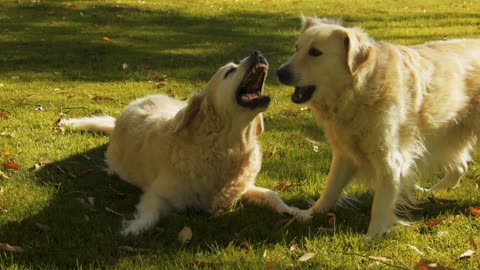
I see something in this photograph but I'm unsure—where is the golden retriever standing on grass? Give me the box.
[67,52,303,235]
[276,17,480,237]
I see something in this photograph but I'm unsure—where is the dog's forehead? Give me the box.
[298,24,343,46]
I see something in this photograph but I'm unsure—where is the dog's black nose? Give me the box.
[252,50,267,65]
[276,67,292,85]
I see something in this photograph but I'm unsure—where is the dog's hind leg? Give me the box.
[416,148,470,192]
[121,190,170,235]
[243,186,309,221]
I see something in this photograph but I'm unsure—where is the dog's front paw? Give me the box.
[120,219,144,236]
[285,207,313,222]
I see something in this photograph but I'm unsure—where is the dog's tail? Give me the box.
[65,116,116,134]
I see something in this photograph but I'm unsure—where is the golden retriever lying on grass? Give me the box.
[276,17,480,237]
[67,52,303,235]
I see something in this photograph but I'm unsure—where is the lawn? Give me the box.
[1,0,480,269]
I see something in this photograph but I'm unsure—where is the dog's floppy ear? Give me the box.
[254,114,264,137]
[341,28,375,76]
[172,92,205,133]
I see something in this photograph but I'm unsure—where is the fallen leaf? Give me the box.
[76,198,96,212]
[469,206,480,217]
[0,150,11,155]
[0,112,8,120]
[459,249,475,260]
[284,107,298,117]
[0,170,9,179]
[87,197,95,208]
[118,245,137,253]
[3,162,20,171]
[102,36,111,41]
[0,243,24,253]
[263,150,273,159]
[265,261,274,269]
[178,226,192,245]
[290,243,302,252]
[424,218,445,226]
[407,244,425,256]
[305,137,320,145]
[274,181,299,191]
[418,259,453,270]
[240,241,251,250]
[35,222,50,231]
[298,252,315,262]
[368,256,393,263]
[92,96,114,102]
[105,207,125,218]
[428,196,457,204]
[469,236,477,250]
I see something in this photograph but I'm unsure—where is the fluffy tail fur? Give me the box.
[65,116,116,134]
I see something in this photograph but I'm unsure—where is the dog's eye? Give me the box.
[308,48,323,57]
[224,67,237,78]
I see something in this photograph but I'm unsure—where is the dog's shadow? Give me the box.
[1,139,473,267]
[0,142,322,267]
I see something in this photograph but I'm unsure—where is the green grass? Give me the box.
[1,0,480,268]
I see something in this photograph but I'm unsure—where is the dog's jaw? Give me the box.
[291,85,316,104]
[236,62,271,109]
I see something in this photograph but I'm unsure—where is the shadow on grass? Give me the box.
[0,142,319,268]
[1,1,477,83]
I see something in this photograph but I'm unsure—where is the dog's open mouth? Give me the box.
[291,85,316,104]
[236,63,270,109]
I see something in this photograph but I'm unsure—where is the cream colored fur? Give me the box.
[67,56,304,235]
[278,17,480,237]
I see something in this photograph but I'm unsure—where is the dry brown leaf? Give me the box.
[92,96,114,102]
[76,198,96,212]
[274,181,299,191]
[0,170,9,179]
[240,241,251,250]
[459,249,475,260]
[406,244,425,256]
[102,36,111,41]
[3,161,20,171]
[305,137,320,145]
[424,218,445,227]
[469,206,480,217]
[368,256,393,263]
[118,245,137,253]
[469,236,477,250]
[105,207,125,218]
[418,259,453,270]
[1,149,11,155]
[298,252,315,262]
[178,226,192,245]
[263,150,272,159]
[265,261,274,269]
[0,112,8,120]
[87,197,95,208]
[0,243,24,253]
[35,222,50,231]
[284,107,298,117]
[290,243,303,252]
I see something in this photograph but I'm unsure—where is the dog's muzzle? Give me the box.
[236,51,271,109]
